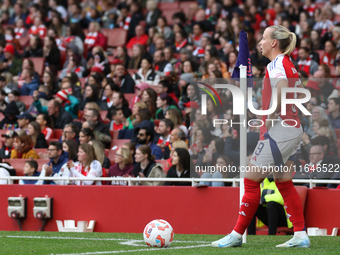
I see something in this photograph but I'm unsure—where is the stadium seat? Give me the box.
[101,28,110,37]
[54,129,63,139]
[108,149,117,160]
[159,2,179,10]
[107,29,128,48]
[179,1,196,16]
[315,50,324,60]
[330,66,337,77]
[79,78,86,89]
[100,111,108,122]
[127,69,137,76]
[124,93,136,105]
[18,37,29,48]
[256,186,307,235]
[335,129,340,139]
[154,119,160,127]
[0,112,4,122]
[155,160,168,173]
[19,96,33,109]
[127,48,133,57]
[5,159,49,175]
[60,50,67,68]
[28,57,45,76]
[335,14,340,23]
[110,139,130,149]
[104,149,109,157]
[162,8,182,26]
[34,148,48,155]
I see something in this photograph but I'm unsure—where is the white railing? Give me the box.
[1,176,340,188]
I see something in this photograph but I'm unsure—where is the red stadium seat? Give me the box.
[28,57,45,76]
[335,14,340,23]
[158,2,179,10]
[127,48,133,57]
[108,149,117,160]
[5,159,50,175]
[18,36,29,48]
[154,119,160,127]
[0,112,4,122]
[101,28,110,37]
[19,96,33,109]
[335,129,340,139]
[100,111,108,121]
[104,149,109,157]
[124,93,136,106]
[107,29,128,48]
[54,129,63,139]
[110,139,130,149]
[60,50,67,68]
[34,148,48,155]
[127,69,137,76]
[155,160,168,173]
[79,78,86,89]
[162,8,182,26]
[330,66,337,78]
[179,1,196,17]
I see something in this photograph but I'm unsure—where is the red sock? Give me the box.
[275,181,305,232]
[233,178,261,235]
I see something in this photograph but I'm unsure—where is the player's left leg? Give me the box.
[274,159,310,248]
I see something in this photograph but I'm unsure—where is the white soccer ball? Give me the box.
[143,219,174,248]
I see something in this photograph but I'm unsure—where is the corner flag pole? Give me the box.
[239,64,247,243]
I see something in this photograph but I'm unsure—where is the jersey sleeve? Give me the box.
[267,58,288,87]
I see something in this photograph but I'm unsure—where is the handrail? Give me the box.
[1,176,340,188]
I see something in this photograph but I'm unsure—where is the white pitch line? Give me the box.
[55,244,212,255]
[3,235,210,244]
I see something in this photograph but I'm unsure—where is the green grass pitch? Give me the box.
[0,231,339,254]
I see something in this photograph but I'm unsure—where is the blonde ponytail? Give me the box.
[269,25,297,56]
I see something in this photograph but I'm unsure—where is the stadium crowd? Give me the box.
[0,0,339,190]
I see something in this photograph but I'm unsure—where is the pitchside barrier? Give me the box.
[0,177,339,235]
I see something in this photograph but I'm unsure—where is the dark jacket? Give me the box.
[20,79,39,95]
[23,47,43,58]
[53,107,74,129]
[34,133,48,148]
[45,47,61,69]
[95,121,110,137]
[8,13,27,25]
[50,151,69,174]
[164,166,192,186]
[107,104,132,119]
[0,101,20,129]
[145,9,161,27]
[115,73,135,94]
[3,57,23,76]
[0,146,13,159]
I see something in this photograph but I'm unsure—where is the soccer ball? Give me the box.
[143,219,174,248]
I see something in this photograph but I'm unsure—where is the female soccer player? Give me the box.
[212,25,311,248]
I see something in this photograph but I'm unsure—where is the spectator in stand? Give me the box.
[124,101,148,130]
[27,121,48,148]
[60,124,78,142]
[8,3,26,25]
[16,112,33,133]
[179,82,200,110]
[141,88,157,118]
[321,40,337,66]
[155,80,178,104]
[250,40,271,67]
[135,124,162,160]
[19,68,39,96]
[84,108,110,137]
[155,93,180,120]
[156,16,171,41]
[59,54,84,79]
[200,155,232,187]
[173,30,189,54]
[66,143,103,185]
[41,141,69,176]
[227,50,238,76]
[300,38,320,64]
[107,91,132,120]
[155,119,174,153]
[89,139,110,169]
[100,83,120,111]
[49,11,67,37]
[43,36,61,70]
[29,16,47,39]
[11,135,39,159]
[36,113,54,140]
[62,139,78,161]
[19,160,45,185]
[1,44,22,76]
[34,98,73,129]
[114,46,130,69]
[107,147,133,185]
[0,101,20,129]
[164,148,193,186]
[0,130,17,159]
[0,10,10,25]
[212,18,234,44]
[128,82,148,109]
[84,22,107,53]
[313,70,334,100]
[79,128,95,145]
[129,44,147,70]
[112,63,135,93]
[132,144,166,186]
[163,46,177,66]
[126,25,149,49]
[328,98,340,129]
[7,90,26,113]
[4,27,21,51]
[109,108,125,131]
[145,0,161,28]
[297,47,318,76]
[59,24,84,54]
[153,50,173,75]
[189,23,210,48]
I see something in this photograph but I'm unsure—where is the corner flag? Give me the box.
[231,30,253,88]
